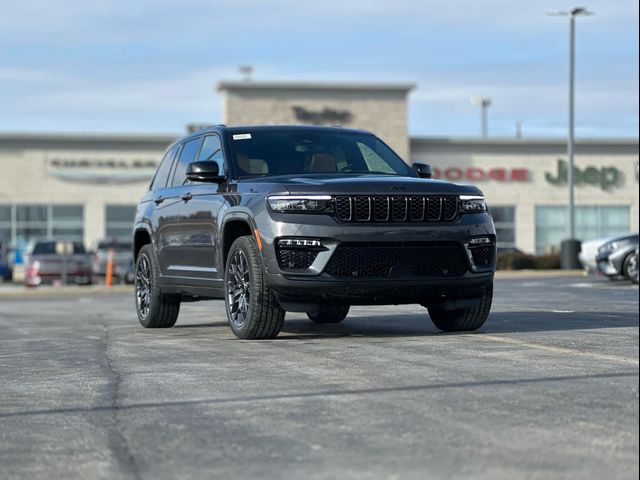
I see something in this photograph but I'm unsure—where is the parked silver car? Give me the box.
[596,234,639,282]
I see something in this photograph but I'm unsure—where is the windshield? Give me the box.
[33,241,86,255]
[97,241,131,251]
[226,129,415,178]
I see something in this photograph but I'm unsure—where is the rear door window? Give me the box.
[151,144,180,191]
[171,138,203,187]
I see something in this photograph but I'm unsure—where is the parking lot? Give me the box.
[0,274,638,480]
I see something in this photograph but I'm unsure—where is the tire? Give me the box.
[225,236,285,339]
[307,305,350,324]
[135,245,180,328]
[622,252,639,284]
[428,284,493,332]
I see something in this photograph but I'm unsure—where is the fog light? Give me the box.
[276,238,324,270]
[469,237,491,245]
[278,238,323,248]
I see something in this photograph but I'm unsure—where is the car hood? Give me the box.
[30,254,90,264]
[241,174,483,196]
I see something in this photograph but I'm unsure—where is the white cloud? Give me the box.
[22,66,235,115]
[0,68,57,82]
[0,0,636,136]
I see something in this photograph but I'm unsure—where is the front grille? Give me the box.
[324,242,469,279]
[354,196,370,221]
[373,197,389,221]
[277,248,319,270]
[469,245,492,268]
[334,195,458,223]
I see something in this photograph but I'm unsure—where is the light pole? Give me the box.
[547,7,593,244]
[471,96,492,138]
[238,65,254,82]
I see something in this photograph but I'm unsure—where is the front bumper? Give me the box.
[596,259,618,276]
[595,251,618,276]
[265,270,493,308]
[254,210,496,305]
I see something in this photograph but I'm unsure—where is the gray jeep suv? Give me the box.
[133,125,496,339]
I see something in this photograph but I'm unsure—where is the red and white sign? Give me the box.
[432,167,529,182]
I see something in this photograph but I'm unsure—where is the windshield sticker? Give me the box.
[233,133,252,140]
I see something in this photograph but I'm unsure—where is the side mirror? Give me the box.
[413,162,433,179]
[186,161,226,183]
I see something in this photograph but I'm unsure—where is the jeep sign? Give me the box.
[545,159,622,191]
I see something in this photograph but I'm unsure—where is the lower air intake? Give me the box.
[324,243,468,279]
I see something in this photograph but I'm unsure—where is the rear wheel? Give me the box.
[428,284,493,332]
[307,305,350,324]
[135,245,180,328]
[225,236,285,339]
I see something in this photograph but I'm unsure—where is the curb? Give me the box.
[495,269,586,279]
[0,284,132,298]
[1,271,589,298]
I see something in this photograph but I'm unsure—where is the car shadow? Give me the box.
[275,310,639,339]
[173,321,229,329]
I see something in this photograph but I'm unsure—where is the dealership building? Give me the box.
[1,81,638,255]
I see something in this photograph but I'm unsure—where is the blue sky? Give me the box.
[0,0,637,138]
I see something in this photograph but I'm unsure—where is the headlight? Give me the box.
[459,195,487,213]
[268,195,332,213]
[599,242,618,253]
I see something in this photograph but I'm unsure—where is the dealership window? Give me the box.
[105,205,137,240]
[535,206,630,254]
[0,205,11,245]
[490,206,516,250]
[0,204,84,246]
[51,205,84,241]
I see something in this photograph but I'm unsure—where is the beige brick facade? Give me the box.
[0,134,174,248]
[218,82,414,160]
[411,138,639,253]
[1,120,637,256]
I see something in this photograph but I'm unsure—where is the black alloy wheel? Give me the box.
[134,245,180,328]
[136,254,151,319]
[226,248,251,329]
[224,236,285,339]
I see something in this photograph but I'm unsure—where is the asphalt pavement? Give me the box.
[0,275,638,480]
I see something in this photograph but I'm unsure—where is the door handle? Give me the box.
[181,192,193,202]
[153,196,164,205]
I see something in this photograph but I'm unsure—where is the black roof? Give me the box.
[179,124,373,143]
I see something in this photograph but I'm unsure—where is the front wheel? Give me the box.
[225,236,285,339]
[623,252,639,284]
[428,284,493,332]
[307,305,350,324]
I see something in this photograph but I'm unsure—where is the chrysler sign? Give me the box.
[48,157,159,184]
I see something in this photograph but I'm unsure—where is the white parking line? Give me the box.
[473,334,640,366]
